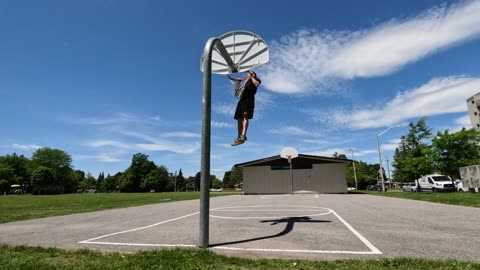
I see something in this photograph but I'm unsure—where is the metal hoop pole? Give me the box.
[200,38,237,248]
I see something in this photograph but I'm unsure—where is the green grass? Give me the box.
[357,190,480,207]
[0,192,239,224]
[0,245,479,270]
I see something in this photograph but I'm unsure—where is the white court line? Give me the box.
[79,205,230,244]
[79,211,200,244]
[331,210,382,254]
[81,241,196,248]
[79,206,382,255]
[213,209,323,212]
[213,246,378,255]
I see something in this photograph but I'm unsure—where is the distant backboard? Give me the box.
[280,147,299,160]
[201,30,269,74]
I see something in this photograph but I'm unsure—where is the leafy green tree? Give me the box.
[194,172,201,191]
[175,169,186,192]
[79,173,97,191]
[140,165,170,192]
[31,148,76,193]
[223,171,233,188]
[185,176,195,191]
[431,128,480,179]
[72,170,85,191]
[96,172,105,191]
[0,164,15,191]
[346,161,381,189]
[31,148,72,171]
[0,153,30,185]
[0,179,8,193]
[211,178,223,189]
[333,152,348,159]
[120,153,156,192]
[102,172,121,192]
[393,118,434,182]
[229,167,243,188]
[31,166,56,186]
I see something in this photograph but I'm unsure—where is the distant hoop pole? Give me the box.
[286,154,293,194]
[199,38,237,248]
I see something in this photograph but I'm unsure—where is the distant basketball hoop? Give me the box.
[280,147,299,194]
[281,147,298,163]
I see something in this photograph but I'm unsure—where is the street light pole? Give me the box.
[349,149,358,190]
[376,134,385,192]
[376,124,405,192]
[385,155,391,188]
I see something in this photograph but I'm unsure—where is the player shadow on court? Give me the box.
[209,216,331,248]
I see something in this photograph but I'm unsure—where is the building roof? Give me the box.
[235,154,352,168]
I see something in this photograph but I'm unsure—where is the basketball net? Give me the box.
[286,154,292,163]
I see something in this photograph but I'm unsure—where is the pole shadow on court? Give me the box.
[209,216,331,248]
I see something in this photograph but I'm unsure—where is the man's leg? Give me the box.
[241,112,249,139]
[237,119,242,139]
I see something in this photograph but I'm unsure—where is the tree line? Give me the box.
[393,118,480,181]
[341,117,480,187]
[0,149,227,195]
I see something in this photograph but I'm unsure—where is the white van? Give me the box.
[417,174,455,192]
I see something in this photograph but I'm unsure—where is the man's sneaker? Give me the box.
[231,135,247,146]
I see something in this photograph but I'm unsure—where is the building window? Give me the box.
[271,165,290,170]
[270,164,313,170]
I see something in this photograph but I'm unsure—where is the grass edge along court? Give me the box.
[1,245,479,270]
[2,191,479,224]
[358,190,480,208]
[0,192,239,224]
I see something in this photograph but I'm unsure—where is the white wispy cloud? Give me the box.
[381,139,402,151]
[135,142,199,154]
[304,148,346,157]
[213,103,235,117]
[163,132,200,138]
[88,129,201,155]
[75,152,124,163]
[447,114,473,132]
[212,121,234,128]
[87,140,132,149]
[268,126,316,136]
[65,112,163,126]
[302,139,331,145]
[11,144,42,151]
[308,76,480,129]
[263,1,480,94]
[357,150,379,156]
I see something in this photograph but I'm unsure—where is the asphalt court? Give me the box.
[1,194,479,261]
[79,203,380,256]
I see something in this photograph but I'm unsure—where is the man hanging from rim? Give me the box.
[227,70,261,146]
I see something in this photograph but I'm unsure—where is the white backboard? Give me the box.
[201,30,269,74]
[280,147,299,159]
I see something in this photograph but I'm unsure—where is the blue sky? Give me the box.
[1,0,480,178]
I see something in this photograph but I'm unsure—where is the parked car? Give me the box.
[402,182,417,192]
[367,184,387,191]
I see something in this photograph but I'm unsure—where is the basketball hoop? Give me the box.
[280,147,298,160]
[280,147,299,195]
